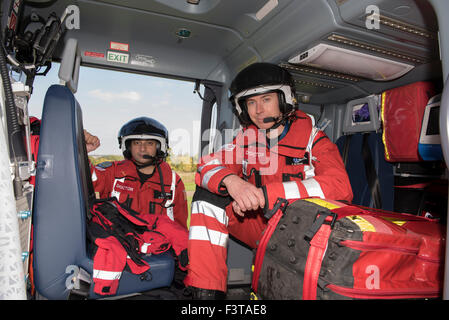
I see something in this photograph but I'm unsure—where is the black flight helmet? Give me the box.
[118,117,169,160]
[229,62,297,127]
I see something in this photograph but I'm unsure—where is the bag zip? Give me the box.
[341,240,418,255]
[341,240,441,263]
[327,283,440,299]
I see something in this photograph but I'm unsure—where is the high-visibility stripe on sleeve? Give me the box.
[189,225,229,248]
[201,166,227,189]
[282,181,301,199]
[198,158,221,174]
[191,200,229,226]
[302,178,325,198]
[93,269,122,281]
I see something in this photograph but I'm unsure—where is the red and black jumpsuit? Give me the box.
[91,159,189,229]
[90,159,189,295]
[184,110,353,292]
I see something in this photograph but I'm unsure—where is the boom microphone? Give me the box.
[263,116,278,123]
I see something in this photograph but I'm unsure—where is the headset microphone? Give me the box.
[134,154,158,170]
[263,116,278,123]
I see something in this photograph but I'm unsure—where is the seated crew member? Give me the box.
[184,62,353,299]
[85,117,190,291]
[85,117,189,230]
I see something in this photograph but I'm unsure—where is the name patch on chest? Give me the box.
[285,152,309,165]
[114,181,134,192]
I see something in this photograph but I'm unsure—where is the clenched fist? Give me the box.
[222,174,265,217]
[84,130,100,153]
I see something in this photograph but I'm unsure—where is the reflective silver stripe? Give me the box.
[191,200,229,226]
[282,181,301,199]
[92,170,97,182]
[201,166,226,189]
[303,165,315,179]
[303,125,320,179]
[111,177,125,199]
[141,243,150,253]
[198,158,221,174]
[302,178,325,198]
[164,170,176,208]
[189,225,228,247]
[93,269,122,280]
[242,159,248,176]
[166,207,174,221]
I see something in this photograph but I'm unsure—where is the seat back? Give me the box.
[337,84,447,217]
[33,84,95,299]
[336,132,394,210]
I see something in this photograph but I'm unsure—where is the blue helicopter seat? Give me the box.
[336,132,394,211]
[32,85,174,299]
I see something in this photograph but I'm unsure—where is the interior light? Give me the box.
[288,43,414,81]
[187,0,200,5]
[255,0,278,21]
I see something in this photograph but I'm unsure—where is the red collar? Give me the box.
[239,110,313,158]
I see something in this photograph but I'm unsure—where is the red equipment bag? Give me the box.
[381,81,436,162]
[252,198,445,300]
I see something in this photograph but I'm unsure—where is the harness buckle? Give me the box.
[304,210,337,243]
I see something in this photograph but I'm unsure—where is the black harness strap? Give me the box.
[362,133,382,209]
[341,134,352,166]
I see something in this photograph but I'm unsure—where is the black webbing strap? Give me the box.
[341,134,352,166]
[361,133,382,209]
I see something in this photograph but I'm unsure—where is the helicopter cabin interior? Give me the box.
[0,0,449,300]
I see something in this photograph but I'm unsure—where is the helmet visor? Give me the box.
[233,84,294,115]
[121,135,167,155]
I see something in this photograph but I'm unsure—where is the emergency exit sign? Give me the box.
[107,51,129,64]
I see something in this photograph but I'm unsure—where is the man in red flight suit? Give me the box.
[184,63,353,299]
[85,117,189,230]
[85,117,190,294]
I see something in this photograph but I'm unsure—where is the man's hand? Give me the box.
[222,175,265,217]
[84,130,100,153]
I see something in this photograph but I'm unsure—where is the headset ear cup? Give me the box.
[233,99,252,127]
[156,142,166,159]
[278,91,287,114]
[123,149,132,160]
[241,111,252,126]
[123,140,132,159]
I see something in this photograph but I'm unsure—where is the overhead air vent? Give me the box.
[281,63,361,82]
[294,79,336,89]
[371,13,434,39]
[288,43,414,81]
[327,34,425,64]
